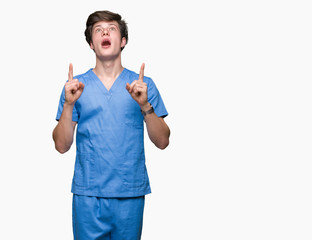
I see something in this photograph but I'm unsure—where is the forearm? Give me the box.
[144,109,170,150]
[53,103,76,153]
[126,65,170,149]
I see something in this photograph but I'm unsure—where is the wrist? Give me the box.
[63,101,75,110]
[141,103,154,117]
[140,102,152,112]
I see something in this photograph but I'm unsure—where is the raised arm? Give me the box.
[126,63,170,149]
[53,64,85,153]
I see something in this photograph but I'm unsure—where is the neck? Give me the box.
[93,57,124,80]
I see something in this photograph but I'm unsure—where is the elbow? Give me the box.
[53,139,71,154]
[52,131,71,154]
[157,138,169,150]
[156,128,170,150]
[56,148,67,154]
[55,143,69,154]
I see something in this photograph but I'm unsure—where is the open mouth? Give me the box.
[101,39,111,47]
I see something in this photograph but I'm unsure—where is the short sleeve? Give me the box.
[55,85,79,122]
[146,78,168,118]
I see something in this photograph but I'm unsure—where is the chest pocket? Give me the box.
[125,109,143,128]
[122,95,144,128]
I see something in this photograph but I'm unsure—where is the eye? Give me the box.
[95,28,102,33]
[109,26,117,32]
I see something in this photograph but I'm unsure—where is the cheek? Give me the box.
[90,36,100,49]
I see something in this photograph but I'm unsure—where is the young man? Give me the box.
[53,10,170,240]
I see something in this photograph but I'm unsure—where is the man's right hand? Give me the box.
[65,63,85,105]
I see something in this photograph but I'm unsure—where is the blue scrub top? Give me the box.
[56,68,168,197]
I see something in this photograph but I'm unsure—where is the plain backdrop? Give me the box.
[0,0,311,239]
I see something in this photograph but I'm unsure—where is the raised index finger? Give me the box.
[68,63,74,81]
[138,63,145,82]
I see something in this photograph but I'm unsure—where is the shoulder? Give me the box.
[124,68,153,84]
[73,68,94,84]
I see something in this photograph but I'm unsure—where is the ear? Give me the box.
[121,37,126,48]
[90,41,94,50]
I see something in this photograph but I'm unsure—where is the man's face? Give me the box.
[90,20,126,59]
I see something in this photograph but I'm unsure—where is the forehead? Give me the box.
[93,20,119,28]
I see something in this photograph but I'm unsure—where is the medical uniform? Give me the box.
[56,68,168,239]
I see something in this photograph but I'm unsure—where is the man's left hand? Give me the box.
[126,63,149,110]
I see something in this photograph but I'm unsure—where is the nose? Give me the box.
[102,28,109,36]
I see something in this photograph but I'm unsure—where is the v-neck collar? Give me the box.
[89,68,126,98]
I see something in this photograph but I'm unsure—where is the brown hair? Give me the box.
[85,10,128,51]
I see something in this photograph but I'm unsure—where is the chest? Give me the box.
[100,78,116,92]
[75,82,143,127]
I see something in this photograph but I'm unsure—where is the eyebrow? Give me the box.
[93,23,118,28]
